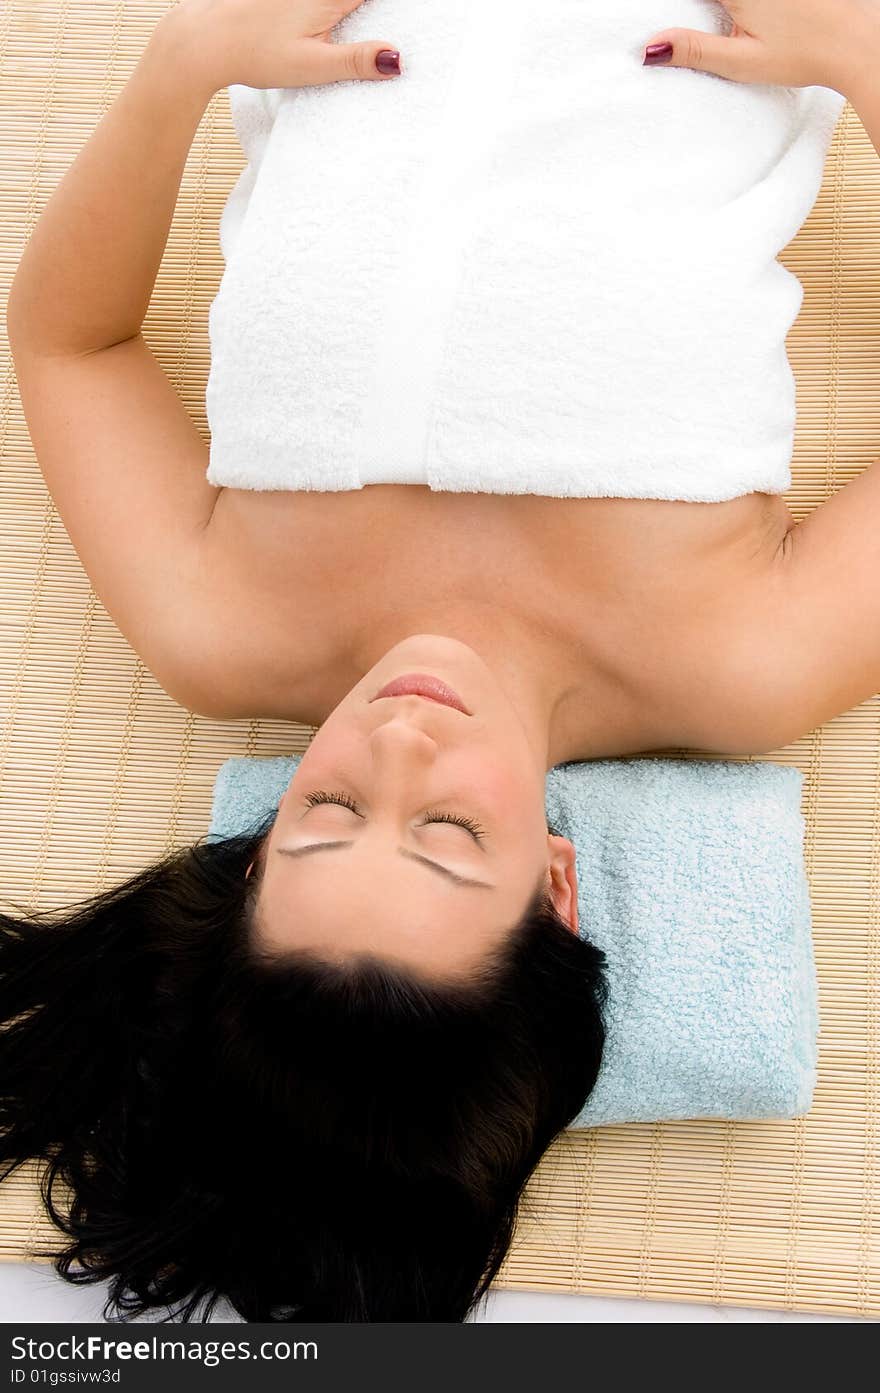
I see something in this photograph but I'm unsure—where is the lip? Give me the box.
[370,673,471,715]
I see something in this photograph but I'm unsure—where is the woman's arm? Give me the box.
[735,59,880,751]
[7,16,213,356]
[635,3,880,750]
[7,18,226,710]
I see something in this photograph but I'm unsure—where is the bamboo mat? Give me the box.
[1,1,879,1320]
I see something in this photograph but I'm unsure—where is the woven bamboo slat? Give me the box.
[1,1,878,1319]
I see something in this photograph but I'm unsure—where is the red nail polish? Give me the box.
[376,49,401,75]
[644,42,674,66]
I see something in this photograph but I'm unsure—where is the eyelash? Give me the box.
[305,790,360,813]
[304,789,487,841]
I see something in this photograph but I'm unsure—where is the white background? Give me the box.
[0,1261,868,1322]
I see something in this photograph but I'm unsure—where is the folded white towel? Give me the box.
[205,0,846,501]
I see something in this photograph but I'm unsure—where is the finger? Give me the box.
[643,27,764,82]
[295,37,403,85]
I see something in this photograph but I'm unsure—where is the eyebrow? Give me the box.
[276,842,495,889]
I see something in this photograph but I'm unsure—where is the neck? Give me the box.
[345,604,592,769]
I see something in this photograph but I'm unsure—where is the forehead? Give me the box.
[255,841,540,972]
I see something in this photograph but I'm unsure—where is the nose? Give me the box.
[369,707,439,774]
[364,706,445,819]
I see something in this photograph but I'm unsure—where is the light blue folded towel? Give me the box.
[208,755,818,1127]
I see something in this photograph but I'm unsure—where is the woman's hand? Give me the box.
[160,0,403,97]
[642,0,880,97]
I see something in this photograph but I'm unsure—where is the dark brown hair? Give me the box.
[0,813,607,1322]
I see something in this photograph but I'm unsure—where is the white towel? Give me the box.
[205,0,846,501]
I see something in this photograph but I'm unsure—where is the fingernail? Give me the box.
[644,42,674,65]
[376,49,401,76]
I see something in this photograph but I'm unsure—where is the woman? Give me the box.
[4,0,878,1323]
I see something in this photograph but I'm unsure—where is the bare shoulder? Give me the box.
[639,506,804,757]
[760,460,880,736]
[683,528,807,755]
[164,490,343,722]
[672,464,880,756]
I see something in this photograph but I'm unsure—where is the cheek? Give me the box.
[468,750,543,812]
[292,718,362,784]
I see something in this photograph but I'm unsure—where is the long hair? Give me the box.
[0,812,607,1322]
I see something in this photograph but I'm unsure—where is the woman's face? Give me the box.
[251,635,579,979]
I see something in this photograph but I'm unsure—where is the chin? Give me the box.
[389,633,485,665]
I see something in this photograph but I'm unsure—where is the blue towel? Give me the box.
[208,755,818,1127]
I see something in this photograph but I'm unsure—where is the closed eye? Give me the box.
[420,810,486,841]
[304,790,362,815]
[303,791,486,842]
